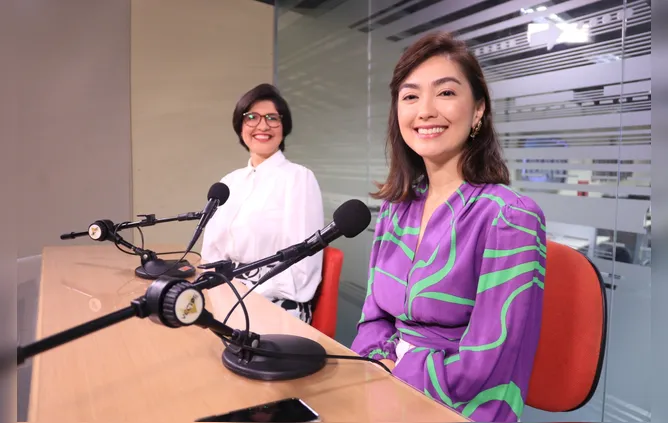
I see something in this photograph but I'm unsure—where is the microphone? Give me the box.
[136,182,229,280]
[277,199,371,261]
[199,199,371,271]
[252,199,370,285]
[184,182,230,253]
[59,182,231,280]
[195,200,372,382]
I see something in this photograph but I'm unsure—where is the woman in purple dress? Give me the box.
[351,31,547,422]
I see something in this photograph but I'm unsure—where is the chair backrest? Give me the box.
[526,240,608,412]
[311,247,343,338]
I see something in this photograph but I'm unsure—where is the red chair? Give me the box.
[526,240,608,412]
[311,247,343,338]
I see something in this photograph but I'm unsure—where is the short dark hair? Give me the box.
[232,83,293,152]
[372,31,509,203]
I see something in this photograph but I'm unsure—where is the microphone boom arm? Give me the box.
[195,252,285,290]
[59,212,202,241]
[17,299,146,365]
[117,212,203,231]
[60,212,207,280]
[194,230,327,290]
[16,276,241,366]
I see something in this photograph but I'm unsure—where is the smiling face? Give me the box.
[241,100,284,166]
[397,55,484,166]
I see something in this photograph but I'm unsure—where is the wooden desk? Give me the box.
[28,245,467,422]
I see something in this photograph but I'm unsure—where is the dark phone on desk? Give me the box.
[195,397,320,422]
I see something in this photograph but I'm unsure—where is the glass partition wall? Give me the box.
[274,1,652,421]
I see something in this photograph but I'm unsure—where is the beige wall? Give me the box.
[15,2,273,418]
[131,0,274,248]
[15,1,133,420]
[18,0,133,259]
[15,0,275,256]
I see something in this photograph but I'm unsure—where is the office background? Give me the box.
[14,0,659,422]
[273,0,652,422]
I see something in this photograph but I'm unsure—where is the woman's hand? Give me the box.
[379,359,395,372]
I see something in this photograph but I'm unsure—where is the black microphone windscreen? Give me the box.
[332,199,372,238]
[208,182,230,203]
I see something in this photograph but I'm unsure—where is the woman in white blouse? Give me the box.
[201,83,324,323]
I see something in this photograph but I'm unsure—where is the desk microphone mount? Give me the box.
[16,275,239,365]
[196,261,327,381]
[60,213,202,280]
[16,273,326,383]
[193,198,375,381]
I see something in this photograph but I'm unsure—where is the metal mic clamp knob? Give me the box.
[161,282,205,328]
[145,276,197,328]
[88,220,114,242]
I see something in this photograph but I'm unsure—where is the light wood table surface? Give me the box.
[27,245,468,422]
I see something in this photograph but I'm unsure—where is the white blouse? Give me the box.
[201,151,324,304]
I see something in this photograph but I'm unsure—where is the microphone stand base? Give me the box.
[134,258,196,280]
[222,334,326,381]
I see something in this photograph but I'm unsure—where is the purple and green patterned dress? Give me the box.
[351,181,547,422]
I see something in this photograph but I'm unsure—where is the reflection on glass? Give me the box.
[275,0,651,421]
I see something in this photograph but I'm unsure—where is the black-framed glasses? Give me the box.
[242,112,282,128]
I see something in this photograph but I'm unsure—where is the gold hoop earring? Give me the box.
[470,119,483,139]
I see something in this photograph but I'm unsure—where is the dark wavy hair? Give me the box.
[372,31,509,203]
[232,83,293,152]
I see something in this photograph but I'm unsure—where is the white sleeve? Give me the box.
[252,168,324,303]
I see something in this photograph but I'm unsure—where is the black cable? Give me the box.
[112,225,146,257]
[251,346,392,374]
[218,286,256,351]
[111,223,196,279]
[137,227,145,250]
[112,222,137,256]
[195,272,251,337]
[221,276,261,326]
[140,249,191,279]
[221,256,300,329]
[214,329,392,374]
[211,259,392,375]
